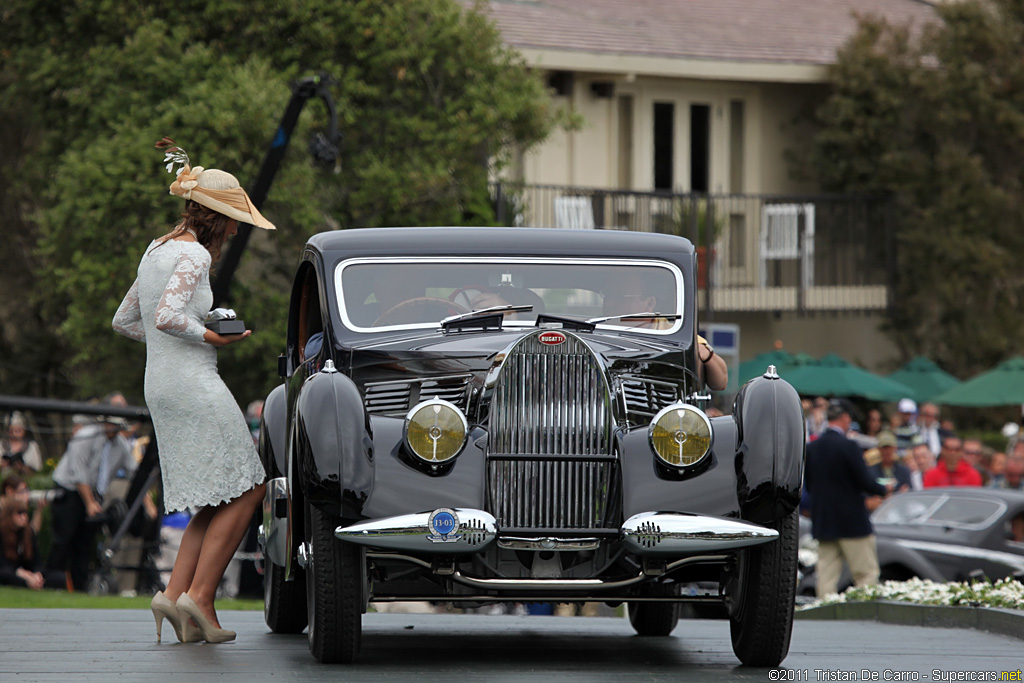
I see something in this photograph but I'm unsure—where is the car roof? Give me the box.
[900,487,1024,504]
[306,227,695,263]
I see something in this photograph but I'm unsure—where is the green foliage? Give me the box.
[810,1,1024,380]
[0,586,263,609]
[809,577,1024,611]
[672,198,725,248]
[0,0,563,404]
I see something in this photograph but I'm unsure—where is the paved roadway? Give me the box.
[0,610,1020,682]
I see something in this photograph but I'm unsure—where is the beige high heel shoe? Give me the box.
[151,591,202,643]
[176,593,236,643]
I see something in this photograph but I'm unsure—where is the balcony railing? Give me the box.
[492,183,895,315]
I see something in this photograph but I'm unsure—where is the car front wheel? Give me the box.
[727,509,798,667]
[306,504,364,663]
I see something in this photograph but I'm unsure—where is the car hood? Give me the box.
[345,328,690,382]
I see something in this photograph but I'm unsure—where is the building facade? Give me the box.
[475,0,937,374]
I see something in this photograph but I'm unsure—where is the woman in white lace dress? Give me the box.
[112,145,275,643]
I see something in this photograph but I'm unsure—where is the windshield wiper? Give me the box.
[532,311,682,332]
[440,305,533,331]
[586,312,682,325]
[535,313,597,331]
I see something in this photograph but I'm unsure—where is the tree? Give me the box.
[810,0,1024,379]
[0,0,564,403]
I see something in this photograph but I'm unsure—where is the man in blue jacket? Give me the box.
[805,399,891,598]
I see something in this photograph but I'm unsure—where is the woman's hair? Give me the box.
[159,200,236,263]
[0,474,25,497]
[0,498,32,563]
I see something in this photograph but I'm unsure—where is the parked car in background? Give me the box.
[799,487,1024,596]
[256,227,805,665]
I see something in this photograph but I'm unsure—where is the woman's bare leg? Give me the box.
[163,506,215,602]
[185,484,266,627]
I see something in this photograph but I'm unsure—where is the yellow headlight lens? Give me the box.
[648,403,713,467]
[405,399,468,463]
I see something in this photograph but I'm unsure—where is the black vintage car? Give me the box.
[256,227,805,665]
[798,487,1024,596]
[873,487,1024,581]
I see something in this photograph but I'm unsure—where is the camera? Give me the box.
[28,489,55,504]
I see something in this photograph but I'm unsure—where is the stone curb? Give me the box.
[796,600,1024,641]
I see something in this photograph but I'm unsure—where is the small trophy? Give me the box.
[205,308,247,335]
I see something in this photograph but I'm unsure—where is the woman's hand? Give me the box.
[204,330,252,347]
[16,568,44,590]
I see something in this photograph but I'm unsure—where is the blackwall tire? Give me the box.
[627,583,681,636]
[728,509,798,667]
[264,556,308,634]
[306,504,363,663]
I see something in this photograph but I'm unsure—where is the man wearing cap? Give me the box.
[48,414,135,591]
[805,398,891,598]
[868,431,912,493]
[892,398,921,453]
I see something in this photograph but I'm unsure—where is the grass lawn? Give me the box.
[0,586,263,610]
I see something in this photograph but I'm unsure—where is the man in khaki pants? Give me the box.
[805,399,892,598]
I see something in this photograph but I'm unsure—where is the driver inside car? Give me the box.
[469,286,544,320]
[602,272,728,391]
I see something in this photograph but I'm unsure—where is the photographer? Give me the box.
[47,415,135,591]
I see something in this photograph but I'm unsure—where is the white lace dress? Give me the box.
[112,239,265,513]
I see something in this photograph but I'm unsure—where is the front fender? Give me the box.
[620,417,742,520]
[259,384,287,478]
[732,372,805,524]
[295,368,373,519]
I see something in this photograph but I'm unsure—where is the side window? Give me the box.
[296,266,324,364]
[1006,508,1024,546]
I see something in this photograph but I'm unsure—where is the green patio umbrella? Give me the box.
[738,350,794,384]
[930,356,1024,407]
[887,356,961,403]
[780,353,916,401]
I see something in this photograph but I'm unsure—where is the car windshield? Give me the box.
[335,257,683,333]
[874,494,1005,530]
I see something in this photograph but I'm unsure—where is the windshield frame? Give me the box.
[334,256,685,335]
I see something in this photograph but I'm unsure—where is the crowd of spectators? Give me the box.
[804,397,1024,493]
[801,395,1024,599]
[0,396,156,592]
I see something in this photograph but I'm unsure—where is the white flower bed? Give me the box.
[803,577,1024,610]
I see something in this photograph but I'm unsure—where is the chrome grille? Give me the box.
[488,332,615,530]
[364,374,471,415]
[621,377,681,418]
[490,334,610,455]
[489,459,615,529]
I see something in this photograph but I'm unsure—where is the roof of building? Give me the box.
[473,0,937,67]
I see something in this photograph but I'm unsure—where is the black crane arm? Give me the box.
[211,73,339,307]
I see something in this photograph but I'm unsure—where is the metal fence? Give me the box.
[492,183,895,315]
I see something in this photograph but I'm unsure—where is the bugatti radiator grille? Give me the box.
[488,332,616,530]
[489,459,615,529]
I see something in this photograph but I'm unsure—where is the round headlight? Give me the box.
[648,403,713,468]
[404,398,468,464]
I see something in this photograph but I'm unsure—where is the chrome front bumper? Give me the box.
[620,511,778,555]
[334,508,777,556]
[335,509,498,554]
